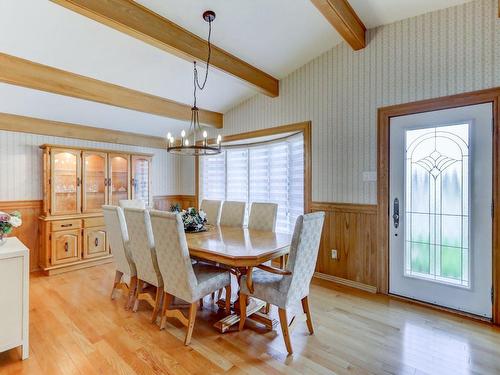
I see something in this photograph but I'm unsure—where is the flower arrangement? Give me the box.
[0,211,22,244]
[170,206,207,232]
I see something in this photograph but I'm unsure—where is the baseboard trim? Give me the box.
[313,272,377,293]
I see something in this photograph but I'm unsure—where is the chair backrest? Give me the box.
[219,201,246,227]
[103,205,136,277]
[279,212,325,302]
[123,208,162,287]
[200,199,222,225]
[149,210,198,302]
[248,202,278,232]
[119,199,146,210]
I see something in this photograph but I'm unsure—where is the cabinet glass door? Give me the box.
[109,154,130,206]
[82,152,107,213]
[131,156,151,206]
[51,149,81,215]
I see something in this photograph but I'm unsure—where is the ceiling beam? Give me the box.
[50,0,279,97]
[0,53,223,128]
[311,0,366,50]
[0,112,167,149]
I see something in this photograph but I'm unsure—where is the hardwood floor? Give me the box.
[2,264,500,374]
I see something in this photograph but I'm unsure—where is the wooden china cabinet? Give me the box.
[38,144,152,275]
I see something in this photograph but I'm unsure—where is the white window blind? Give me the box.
[200,133,304,233]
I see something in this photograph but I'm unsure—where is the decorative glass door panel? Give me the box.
[405,124,469,286]
[389,103,492,318]
[82,152,108,213]
[131,156,151,206]
[109,154,130,206]
[51,149,81,215]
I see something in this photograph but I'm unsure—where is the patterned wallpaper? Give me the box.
[0,130,182,201]
[221,0,500,204]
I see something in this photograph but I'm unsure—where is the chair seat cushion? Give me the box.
[240,268,287,309]
[192,263,231,301]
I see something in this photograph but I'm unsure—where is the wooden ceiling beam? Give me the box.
[0,53,222,128]
[311,0,366,50]
[0,112,167,149]
[50,0,279,97]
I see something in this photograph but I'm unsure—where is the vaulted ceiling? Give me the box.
[0,0,473,138]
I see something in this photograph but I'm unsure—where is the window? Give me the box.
[405,124,470,287]
[200,133,304,233]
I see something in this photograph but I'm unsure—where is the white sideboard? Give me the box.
[0,237,29,360]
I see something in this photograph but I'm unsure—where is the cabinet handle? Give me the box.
[64,242,69,252]
[95,238,99,247]
[76,177,81,187]
[61,223,73,228]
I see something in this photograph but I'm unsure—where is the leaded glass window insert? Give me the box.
[404,123,470,287]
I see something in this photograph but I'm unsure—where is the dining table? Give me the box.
[185,225,292,333]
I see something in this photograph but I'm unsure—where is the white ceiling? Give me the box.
[0,0,474,138]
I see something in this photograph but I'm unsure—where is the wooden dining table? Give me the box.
[186,225,292,333]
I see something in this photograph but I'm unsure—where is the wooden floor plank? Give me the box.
[2,264,500,374]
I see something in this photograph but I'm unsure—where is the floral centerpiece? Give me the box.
[170,205,207,232]
[0,211,22,245]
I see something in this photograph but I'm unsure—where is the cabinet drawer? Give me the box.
[83,227,108,259]
[51,229,81,265]
[83,217,105,228]
[51,219,82,232]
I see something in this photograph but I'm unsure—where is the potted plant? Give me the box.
[170,206,207,232]
[0,211,22,246]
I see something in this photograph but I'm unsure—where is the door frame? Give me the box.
[377,87,500,323]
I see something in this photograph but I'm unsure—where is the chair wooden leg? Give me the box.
[238,293,247,331]
[184,302,198,345]
[126,276,138,310]
[217,288,223,300]
[211,292,215,300]
[160,292,173,330]
[278,308,293,355]
[301,296,314,335]
[111,270,123,299]
[151,286,163,324]
[133,279,143,312]
[225,284,231,314]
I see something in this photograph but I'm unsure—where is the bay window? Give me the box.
[199,133,304,233]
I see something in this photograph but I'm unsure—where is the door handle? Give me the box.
[64,242,69,252]
[393,198,400,229]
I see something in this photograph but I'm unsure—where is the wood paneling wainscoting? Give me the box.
[153,195,197,211]
[311,202,378,291]
[1,195,194,273]
[0,200,42,271]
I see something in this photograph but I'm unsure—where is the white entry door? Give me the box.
[389,103,493,318]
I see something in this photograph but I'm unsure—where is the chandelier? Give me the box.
[166,10,222,156]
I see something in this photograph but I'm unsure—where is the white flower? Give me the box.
[8,216,22,228]
[199,210,207,221]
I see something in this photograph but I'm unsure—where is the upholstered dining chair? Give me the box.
[219,201,246,227]
[119,199,146,210]
[149,210,232,345]
[103,205,137,310]
[123,208,164,323]
[239,211,325,355]
[200,199,222,225]
[248,202,278,232]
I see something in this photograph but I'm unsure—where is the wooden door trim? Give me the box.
[377,87,500,324]
[195,121,312,214]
